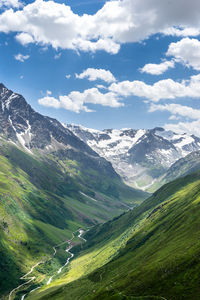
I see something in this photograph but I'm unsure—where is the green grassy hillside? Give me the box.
[29,171,200,300]
[0,139,147,299]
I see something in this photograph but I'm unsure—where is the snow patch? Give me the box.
[16,120,33,154]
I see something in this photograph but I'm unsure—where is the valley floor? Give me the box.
[8,229,87,300]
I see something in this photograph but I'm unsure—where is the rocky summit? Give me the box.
[0,83,96,155]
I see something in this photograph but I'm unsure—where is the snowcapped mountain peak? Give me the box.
[0,84,96,156]
[0,83,20,112]
[66,124,200,191]
[66,125,147,158]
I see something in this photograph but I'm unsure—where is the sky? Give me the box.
[1,0,200,134]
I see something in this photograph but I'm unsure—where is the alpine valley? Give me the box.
[1,83,200,300]
[0,84,147,299]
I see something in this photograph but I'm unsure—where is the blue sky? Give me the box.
[1,0,200,134]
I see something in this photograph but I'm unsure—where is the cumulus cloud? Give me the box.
[14,53,29,62]
[163,27,200,37]
[76,68,116,83]
[1,0,200,53]
[149,103,200,120]
[140,60,175,75]
[38,96,61,109]
[38,88,123,113]
[65,74,71,79]
[39,72,200,113]
[109,74,200,102]
[164,120,200,137]
[0,0,21,8]
[15,32,34,45]
[167,38,200,70]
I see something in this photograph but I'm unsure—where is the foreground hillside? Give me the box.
[29,170,200,300]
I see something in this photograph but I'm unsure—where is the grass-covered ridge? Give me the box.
[28,171,200,300]
[0,139,147,299]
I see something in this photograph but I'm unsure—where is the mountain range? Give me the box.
[66,124,200,191]
[1,83,200,300]
[0,84,147,299]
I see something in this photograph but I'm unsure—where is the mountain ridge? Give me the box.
[66,124,200,191]
[0,83,97,156]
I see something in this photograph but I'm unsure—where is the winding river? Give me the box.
[9,229,87,300]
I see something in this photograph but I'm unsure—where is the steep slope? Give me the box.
[0,138,146,299]
[0,85,148,299]
[0,83,97,154]
[67,124,200,191]
[0,83,146,206]
[149,151,200,192]
[162,150,200,184]
[29,171,200,300]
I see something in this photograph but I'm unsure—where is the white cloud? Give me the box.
[163,27,200,37]
[38,96,61,109]
[140,60,175,75]
[65,74,71,79]
[1,0,200,53]
[167,38,200,70]
[14,53,29,62]
[96,84,107,90]
[39,73,200,113]
[76,68,116,83]
[54,53,61,59]
[149,103,200,120]
[15,32,34,45]
[109,74,200,102]
[164,120,200,137]
[38,87,123,113]
[0,0,21,8]
[168,115,181,121]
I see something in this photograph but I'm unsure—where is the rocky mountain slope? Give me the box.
[0,83,96,155]
[161,150,200,185]
[67,124,200,191]
[0,83,147,206]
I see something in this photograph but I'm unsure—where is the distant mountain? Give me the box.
[67,124,200,191]
[162,150,200,184]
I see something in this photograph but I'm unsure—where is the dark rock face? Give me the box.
[119,129,137,138]
[128,131,178,165]
[0,83,97,155]
[0,83,125,184]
